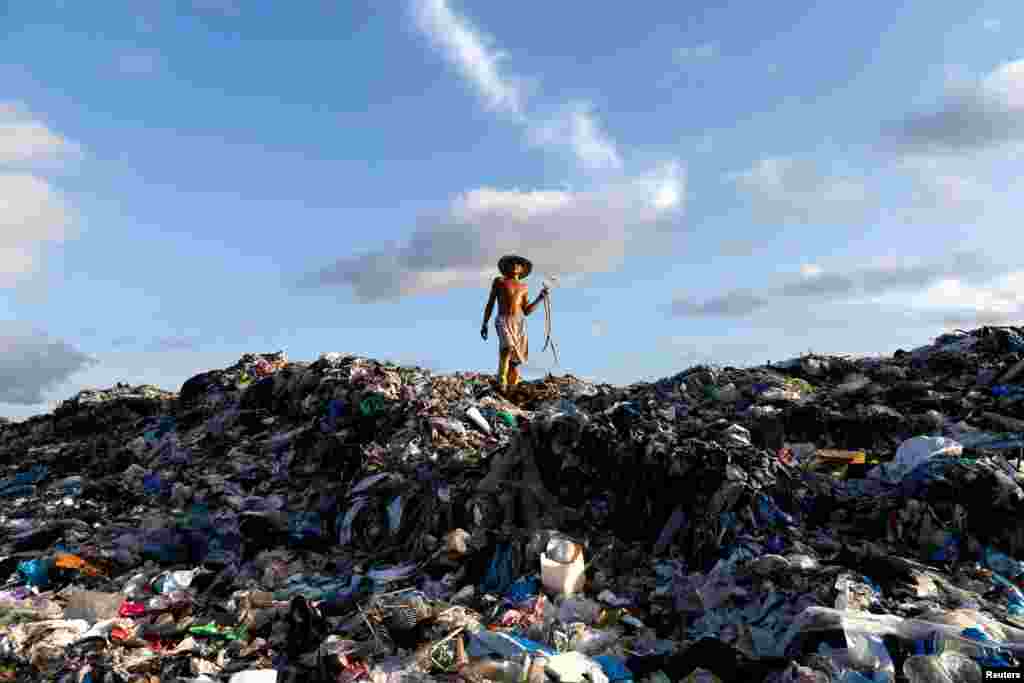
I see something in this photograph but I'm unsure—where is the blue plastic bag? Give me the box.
[143,473,166,497]
[984,547,1024,580]
[504,576,540,604]
[594,656,633,683]
[481,543,516,595]
[289,511,323,543]
[17,558,51,588]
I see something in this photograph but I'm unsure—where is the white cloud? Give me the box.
[301,166,684,301]
[0,104,79,167]
[901,271,1024,319]
[528,103,622,170]
[0,324,96,405]
[800,264,823,277]
[729,157,873,224]
[413,0,524,114]
[0,105,79,287]
[890,58,1024,152]
[0,174,73,246]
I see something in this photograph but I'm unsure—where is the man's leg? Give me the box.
[508,362,521,387]
[497,349,511,392]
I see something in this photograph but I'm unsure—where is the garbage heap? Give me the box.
[2,330,1024,682]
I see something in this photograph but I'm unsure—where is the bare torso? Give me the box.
[493,276,527,316]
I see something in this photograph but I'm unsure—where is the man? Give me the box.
[480,255,548,393]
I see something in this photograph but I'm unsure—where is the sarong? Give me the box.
[495,313,528,365]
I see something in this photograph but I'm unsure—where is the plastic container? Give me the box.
[228,671,278,683]
[466,406,492,433]
[60,476,83,497]
[541,550,586,596]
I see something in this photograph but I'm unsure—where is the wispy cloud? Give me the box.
[671,253,1009,319]
[528,103,622,170]
[301,1,684,302]
[412,0,625,172]
[412,0,524,114]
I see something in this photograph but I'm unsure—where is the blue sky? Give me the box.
[2,0,1024,419]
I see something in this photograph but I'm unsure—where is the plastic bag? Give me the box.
[902,653,981,683]
[894,437,963,472]
[780,607,1024,661]
[558,597,603,626]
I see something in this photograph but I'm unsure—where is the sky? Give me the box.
[2,0,1024,419]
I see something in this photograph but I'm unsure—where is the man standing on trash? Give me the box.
[480,255,548,394]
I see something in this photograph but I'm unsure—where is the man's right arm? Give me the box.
[482,278,499,329]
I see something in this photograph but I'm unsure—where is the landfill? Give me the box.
[2,328,1024,682]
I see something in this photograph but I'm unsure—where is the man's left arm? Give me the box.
[522,285,547,316]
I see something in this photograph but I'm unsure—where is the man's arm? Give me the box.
[523,285,547,316]
[481,278,499,332]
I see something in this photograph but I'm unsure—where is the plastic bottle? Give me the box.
[123,572,153,600]
[146,595,172,612]
[462,654,549,683]
[461,657,527,683]
[152,568,199,594]
[818,631,895,683]
[569,625,622,656]
[61,476,83,497]
[466,630,551,659]
[541,538,586,596]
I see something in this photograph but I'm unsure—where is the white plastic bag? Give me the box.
[894,437,963,471]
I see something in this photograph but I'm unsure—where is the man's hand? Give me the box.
[480,324,488,341]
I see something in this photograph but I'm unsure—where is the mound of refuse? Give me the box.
[2,328,1024,681]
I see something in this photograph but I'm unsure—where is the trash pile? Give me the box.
[2,328,1024,682]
